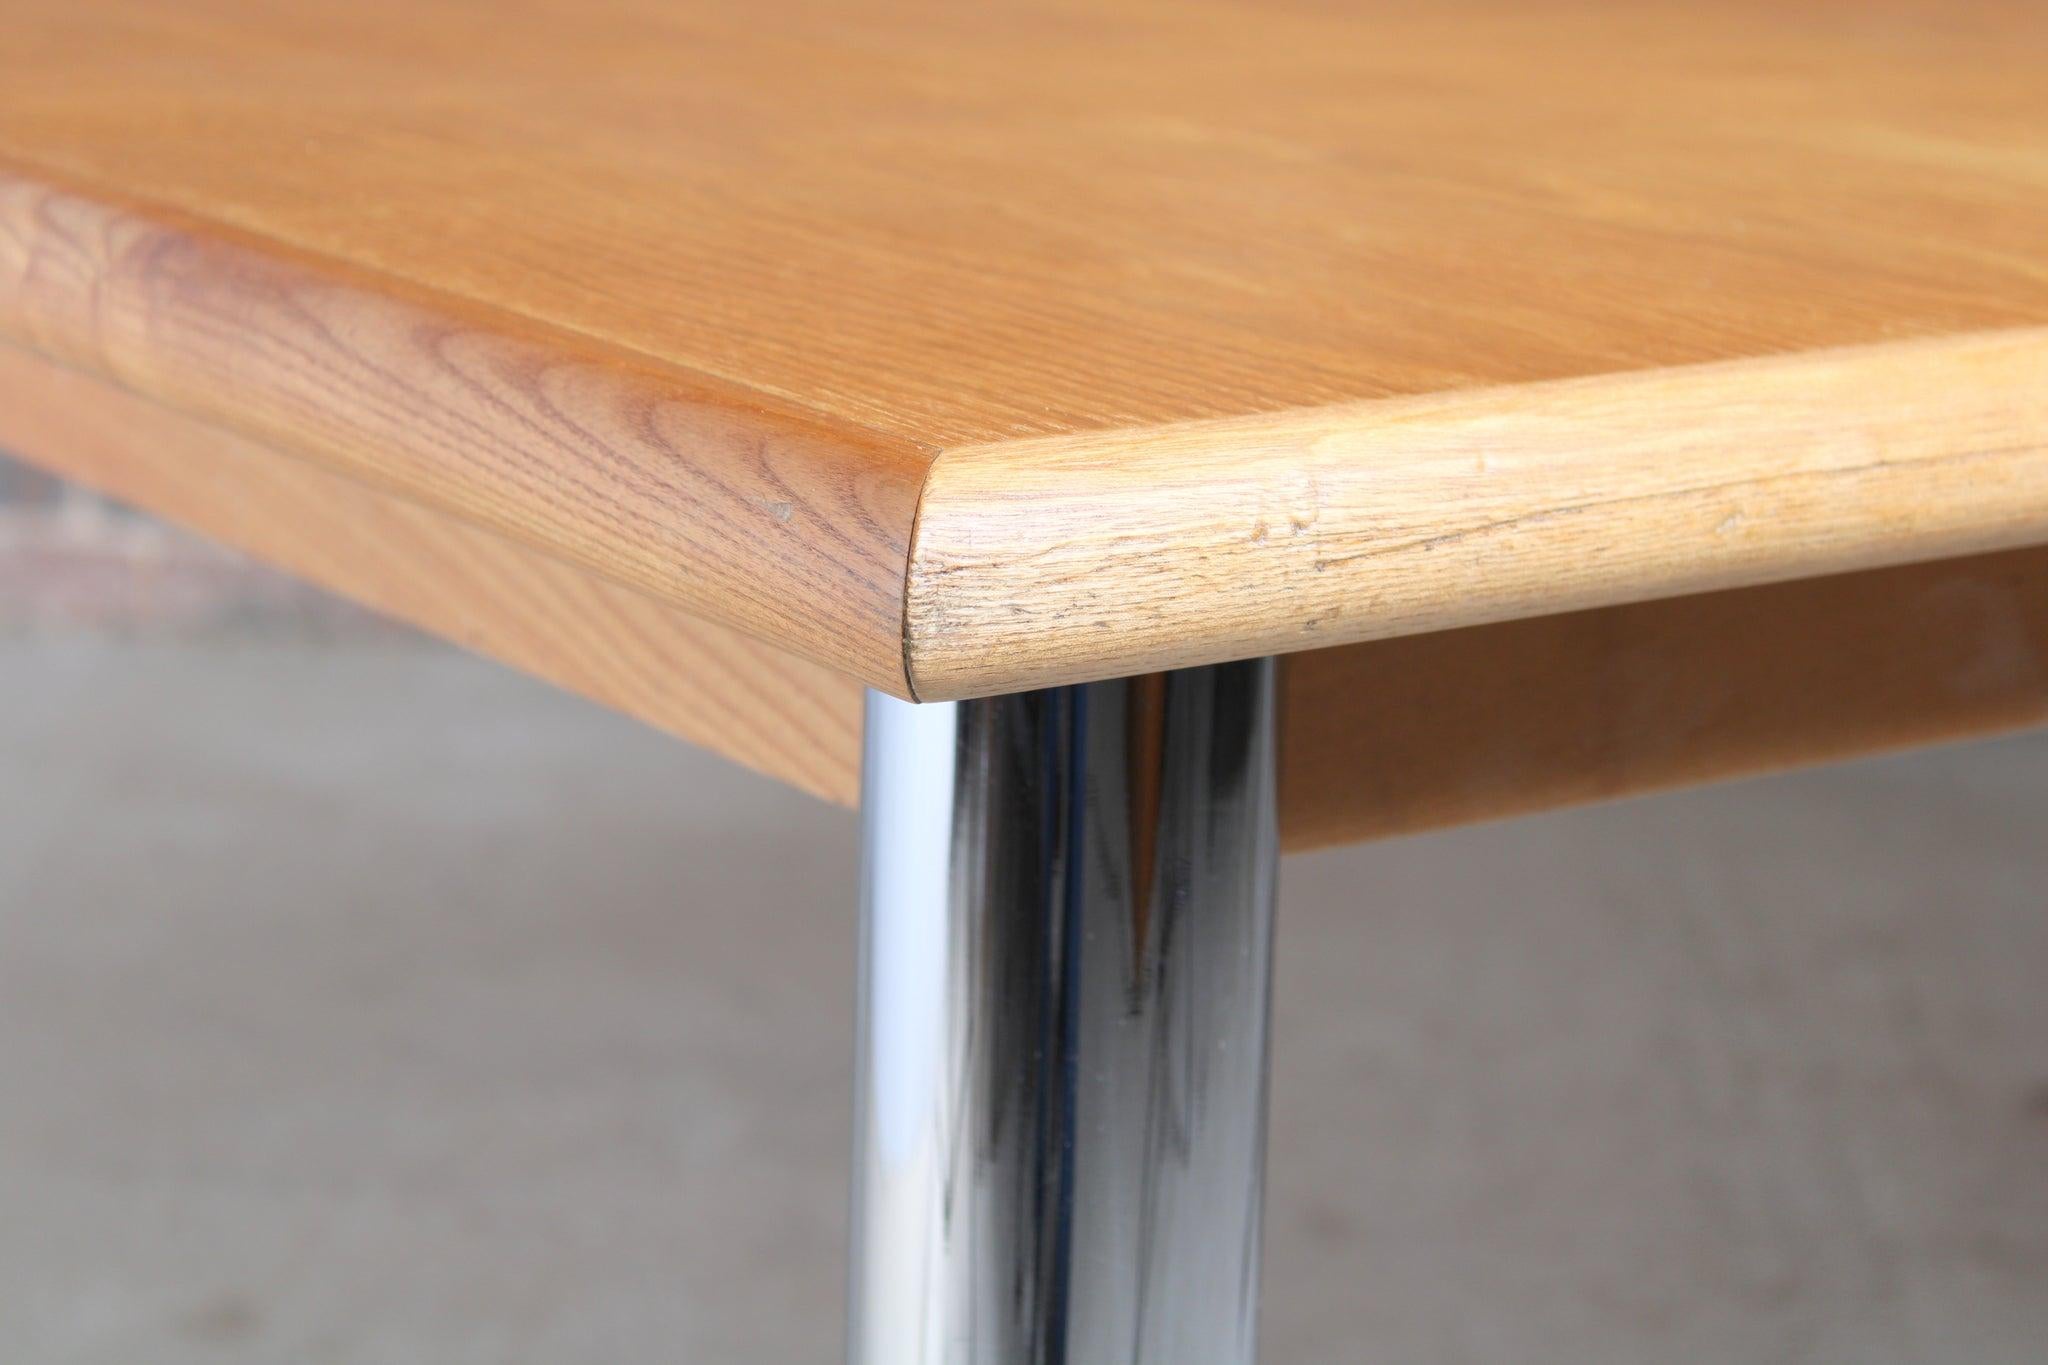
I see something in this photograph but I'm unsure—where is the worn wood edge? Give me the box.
[11,155,2048,721]
[0,158,932,696]
[12,338,2046,847]
[908,327,2048,700]
[0,340,869,804]
[1279,545,2048,851]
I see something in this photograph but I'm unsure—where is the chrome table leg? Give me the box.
[849,660,1279,1365]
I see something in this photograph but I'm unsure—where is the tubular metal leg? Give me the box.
[849,659,1280,1365]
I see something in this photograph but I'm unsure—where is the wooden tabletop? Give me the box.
[4,0,2048,703]
[3,0,2047,706]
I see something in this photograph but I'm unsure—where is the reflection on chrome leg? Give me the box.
[849,659,1279,1365]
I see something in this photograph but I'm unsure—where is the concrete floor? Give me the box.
[2,635,2045,1363]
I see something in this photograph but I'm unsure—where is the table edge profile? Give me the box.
[5,161,2048,702]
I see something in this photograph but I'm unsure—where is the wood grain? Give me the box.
[6,0,2046,446]
[9,344,2048,850]
[911,329,2048,695]
[0,342,868,804]
[3,0,2048,697]
[0,171,931,694]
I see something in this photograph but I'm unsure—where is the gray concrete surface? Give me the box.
[2,635,2045,1363]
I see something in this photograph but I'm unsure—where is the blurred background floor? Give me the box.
[1,468,2046,1363]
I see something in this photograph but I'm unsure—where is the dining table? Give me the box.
[3,0,2045,1359]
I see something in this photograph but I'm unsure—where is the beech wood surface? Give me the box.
[9,346,2048,850]
[3,0,2048,697]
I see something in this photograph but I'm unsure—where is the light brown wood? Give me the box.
[913,330,2048,694]
[3,0,2048,698]
[0,172,929,695]
[8,344,2047,851]
[1282,547,2048,849]
[0,343,867,804]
